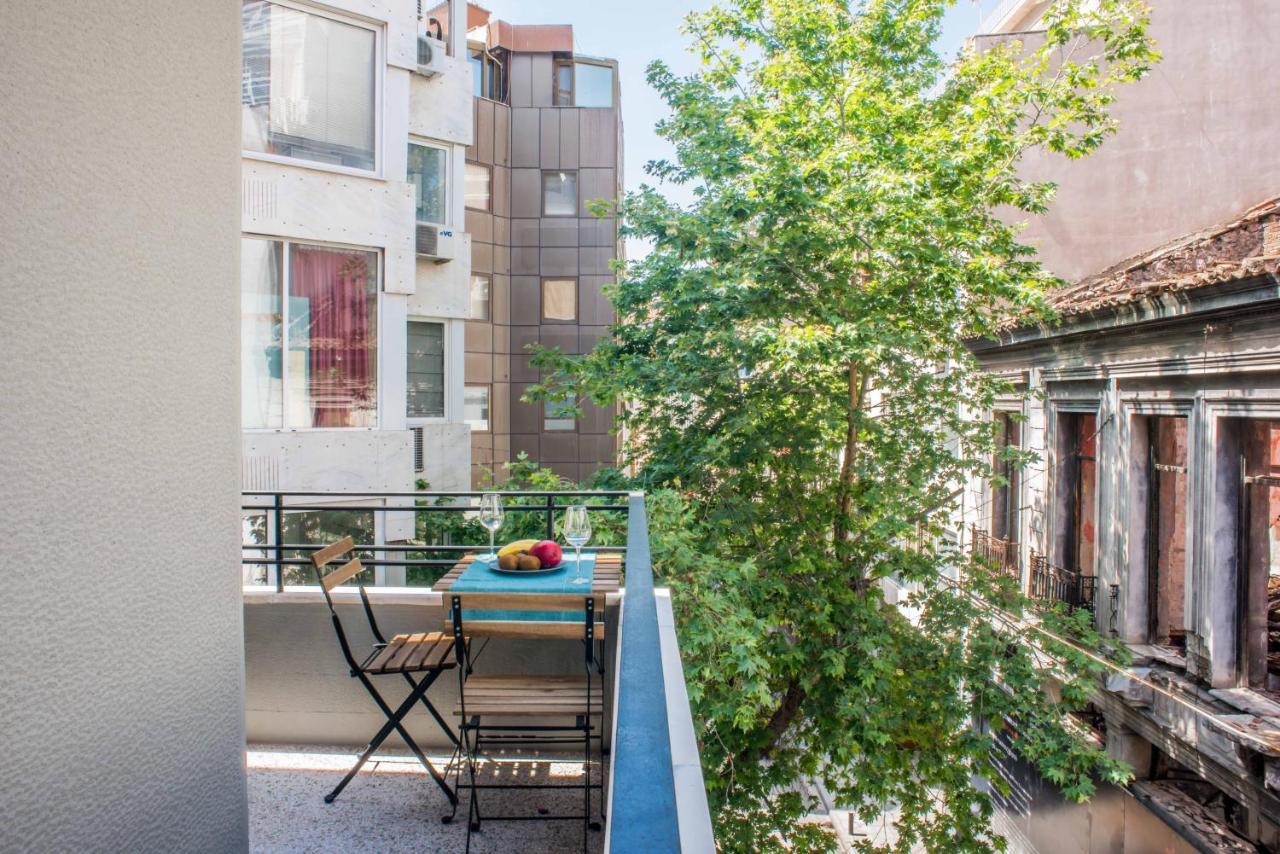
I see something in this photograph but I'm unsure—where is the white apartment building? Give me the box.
[239,0,474,513]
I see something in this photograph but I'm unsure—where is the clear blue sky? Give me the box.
[478,0,1003,212]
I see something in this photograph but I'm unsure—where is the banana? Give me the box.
[497,539,539,557]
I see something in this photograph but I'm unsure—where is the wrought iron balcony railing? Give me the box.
[1029,550,1096,614]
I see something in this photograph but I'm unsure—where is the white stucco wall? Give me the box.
[0,3,247,851]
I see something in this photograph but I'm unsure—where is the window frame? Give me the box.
[541,277,578,322]
[241,233,383,432]
[469,274,492,321]
[469,45,506,103]
[465,161,492,212]
[240,0,385,179]
[543,391,576,432]
[464,384,492,433]
[553,57,574,106]
[570,59,614,108]
[405,317,448,423]
[541,170,578,218]
[406,138,450,227]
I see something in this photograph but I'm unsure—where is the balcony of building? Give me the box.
[240,490,712,852]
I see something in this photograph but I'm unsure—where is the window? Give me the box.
[1137,416,1188,647]
[544,392,575,431]
[553,59,573,106]
[241,237,379,429]
[466,162,491,211]
[1223,418,1280,688]
[542,278,577,322]
[470,48,506,101]
[551,59,614,108]
[1055,413,1098,579]
[464,386,490,431]
[991,412,1021,544]
[573,61,614,108]
[469,275,491,321]
[406,321,444,419]
[241,1,377,171]
[407,142,447,225]
[542,171,577,217]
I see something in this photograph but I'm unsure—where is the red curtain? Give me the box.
[288,245,376,427]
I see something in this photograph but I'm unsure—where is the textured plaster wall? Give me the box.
[1012,0,1280,281]
[0,3,248,851]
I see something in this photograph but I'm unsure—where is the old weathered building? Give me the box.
[965,198,1280,851]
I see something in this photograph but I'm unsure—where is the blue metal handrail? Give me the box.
[606,492,682,852]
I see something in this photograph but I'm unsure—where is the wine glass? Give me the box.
[479,493,504,562]
[564,505,592,586]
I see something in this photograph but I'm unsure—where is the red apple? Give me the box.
[529,540,563,568]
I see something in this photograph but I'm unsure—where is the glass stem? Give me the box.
[576,546,583,581]
[489,529,495,559]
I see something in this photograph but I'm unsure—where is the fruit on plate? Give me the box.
[517,553,541,571]
[497,552,520,571]
[528,540,563,568]
[498,539,539,557]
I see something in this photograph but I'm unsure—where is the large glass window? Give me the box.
[241,237,379,429]
[470,275,491,320]
[542,278,577,322]
[241,239,283,429]
[241,1,377,171]
[573,61,614,108]
[542,171,577,217]
[406,321,445,419]
[407,143,447,225]
[544,391,576,432]
[466,163,491,211]
[551,59,614,108]
[465,386,490,432]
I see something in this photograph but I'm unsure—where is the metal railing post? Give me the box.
[273,492,285,593]
[545,493,555,541]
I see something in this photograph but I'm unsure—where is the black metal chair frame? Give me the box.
[448,593,606,853]
[311,538,461,817]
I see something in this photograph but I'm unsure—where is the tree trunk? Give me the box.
[834,362,868,574]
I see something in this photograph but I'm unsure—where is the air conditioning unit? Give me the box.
[416,223,457,263]
[415,34,445,78]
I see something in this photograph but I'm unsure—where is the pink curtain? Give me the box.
[289,245,376,427]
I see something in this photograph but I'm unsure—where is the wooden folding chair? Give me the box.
[310,536,462,818]
[446,591,605,853]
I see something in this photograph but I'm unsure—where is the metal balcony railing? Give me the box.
[1029,551,1096,614]
[969,524,1020,580]
[240,489,710,852]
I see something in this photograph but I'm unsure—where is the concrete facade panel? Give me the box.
[511,108,540,167]
[510,168,542,218]
[512,432,541,461]
[539,217,580,247]
[560,109,581,167]
[512,218,541,246]
[511,276,541,321]
[579,109,618,168]
[541,247,579,276]
[493,104,511,166]
[512,399,542,434]
[475,98,495,163]
[540,109,560,169]
[529,54,553,106]
[508,54,533,107]
[511,245,540,275]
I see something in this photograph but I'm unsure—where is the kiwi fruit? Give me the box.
[517,553,541,571]
[497,552,519,571]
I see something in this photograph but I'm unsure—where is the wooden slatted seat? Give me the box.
[361,632,456,675]
[308,536,462,810]
[452,675,601,716]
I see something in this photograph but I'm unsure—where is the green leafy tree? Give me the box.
[533,0,1157,850]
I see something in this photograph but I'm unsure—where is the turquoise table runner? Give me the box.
[450,553,596,623]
